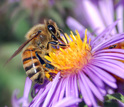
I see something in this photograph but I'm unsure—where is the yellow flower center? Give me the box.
[45,30,92,77]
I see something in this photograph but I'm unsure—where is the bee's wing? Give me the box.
[5,30,41,65]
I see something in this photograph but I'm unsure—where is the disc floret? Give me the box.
[45,30,92,77]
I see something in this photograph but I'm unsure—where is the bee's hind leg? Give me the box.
[35,51,55,81]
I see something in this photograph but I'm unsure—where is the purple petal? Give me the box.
[95,55,124,61]
[83,73,104,101]
[94,56,124,69]
[91,20,119,48]
[98,87,106,96]
[94,52,124,60]
[94,48,124,54]
[107,87,114,94]
[58,78,66,101]
[78,73,92,106]
[82,0,105,34]
[88,63,116,82]
[66,75,79,99]
[66,17,86,34]
[94,58,124,74]
[12,78,32,107]
[98,0,115,33]
[43,72,60,107]
[52,78,64,104]
[65,75,71,97]
[30,82,52,106]
[53,97,82,107]
[65,75,78,98]
[84,67,107,96]
[117,100,124,107]
[116,4,123,33]
[22,77,32,106]
[91,61,124,79]
[92,33,124,52]
[79,72,97,106]
[72,75,78,98]
[87,65,117,88]
[66,17,94,40]
[84,67,104,88]
[11,89,21,107]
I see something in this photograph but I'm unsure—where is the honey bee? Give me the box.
[6,19,68,84]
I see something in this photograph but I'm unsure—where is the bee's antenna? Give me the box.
[59,29,68,44]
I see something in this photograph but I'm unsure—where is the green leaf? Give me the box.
[105,93,124,103]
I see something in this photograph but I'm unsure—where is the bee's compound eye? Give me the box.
[48,25,56,34]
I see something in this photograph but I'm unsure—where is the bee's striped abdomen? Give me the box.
[22,46,44,84]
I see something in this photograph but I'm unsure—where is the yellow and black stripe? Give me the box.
[22,46,44,84]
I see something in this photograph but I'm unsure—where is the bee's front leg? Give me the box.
[47,41,67,49]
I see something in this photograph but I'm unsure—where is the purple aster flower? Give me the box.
[12,21,124,106]
[66,0,124,98]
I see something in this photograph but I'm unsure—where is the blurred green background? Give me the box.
[0,0,75,106]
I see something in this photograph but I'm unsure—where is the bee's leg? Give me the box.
[57,36,67,45]
[35,51,55,81]
[35,51,45,65]
[45,63,54,69]
[59,29,68,44]
[44,63,55,81]
[51,34,67,45]
[47,41,67,49]
[35,51,55,70]
[47,41,58,49]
